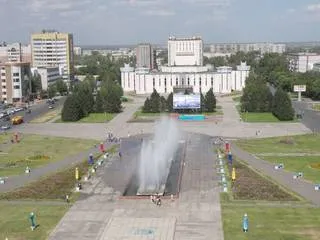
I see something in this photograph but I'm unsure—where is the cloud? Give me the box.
[181,0,230,7]
[23,0,92,13]
[286,8,296,14]
[306,3,320,13]
[143,9,175,16]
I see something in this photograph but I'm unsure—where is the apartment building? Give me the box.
[288,52,320,73]
[31,66,60,91]
[136,43,154,69]
[31,31,74,82]
[210,42,286,54]
[0,62,31,103]
[0,42,31,63]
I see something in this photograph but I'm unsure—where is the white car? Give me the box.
[7,109,15,115]
[1,124,11,130]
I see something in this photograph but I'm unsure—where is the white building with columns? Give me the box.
[121,36,250,94]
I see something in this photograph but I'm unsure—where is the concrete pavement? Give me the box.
[49,134,224,240]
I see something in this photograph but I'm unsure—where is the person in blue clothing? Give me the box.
[242,213,249,232]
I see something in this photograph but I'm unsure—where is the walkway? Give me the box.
[49,134,224,240]
[0,142,116,193]
[231,144,320,206]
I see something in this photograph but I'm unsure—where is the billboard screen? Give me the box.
[173,94,201,109]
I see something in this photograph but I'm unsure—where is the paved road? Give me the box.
[231,144,320,206]
[292,100,320,133]
[0,97,65,129]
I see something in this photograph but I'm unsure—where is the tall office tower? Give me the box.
[168,36,203,66]
[31,31,74,82]
[136,43,153,69]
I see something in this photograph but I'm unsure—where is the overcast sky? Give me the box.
[1,0,320,45]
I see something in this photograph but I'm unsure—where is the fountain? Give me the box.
[137,117,181,195]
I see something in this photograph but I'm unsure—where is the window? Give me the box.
[159,78,161,86]
[187,78,190,85]
[175,78,178,86]
[194,79,195,86]
[153,78,155,88]
[199,77,202,86]
[165,87,167,93]
[2,79,5,83]
[1,73,5,76]
[14,85,20,89]
[170,79,172,86]
[211,77,213,86]
[164,78,167,86]
[2,86,5,89]
[13,73,19,77]
[182,78,184,85]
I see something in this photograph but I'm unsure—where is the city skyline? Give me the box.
[1,0,320,45]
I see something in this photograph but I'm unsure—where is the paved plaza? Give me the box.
[15,96,311,140]
[49,134,224,240]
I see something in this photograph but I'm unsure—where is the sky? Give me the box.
[1,0,320,45]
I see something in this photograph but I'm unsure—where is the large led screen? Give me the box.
[173,94,201,109]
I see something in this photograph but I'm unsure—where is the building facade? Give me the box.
[31,31,74,82]
[121,62,250,94]
[136,44,154,69]
[31,67,60,91]
[0,42,31,63]
[210,42,286,54]
[288,53,320,73]
[168,36,203,66]
[0,62,31,103]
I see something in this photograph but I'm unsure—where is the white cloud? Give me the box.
[286,8,296,14]
[181,0,230,7]
[306,3,320,12]
[23,0,92,13]
[143,9,175,16]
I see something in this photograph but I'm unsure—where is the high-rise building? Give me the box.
[0,42,31,63]
[288,53,320,73]
[168,36,203,67]
[136,43,153,69]
[31,31,74,82]
[209,42,286,54]
[0,62,31,104]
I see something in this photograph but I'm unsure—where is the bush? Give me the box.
[61,95,84,122]
[204,88,216,112]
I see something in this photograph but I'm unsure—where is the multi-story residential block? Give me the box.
[31,66,60,91]
[31,31,74,82]
[0,42,31,63]
[210,42,286,54]
[0,62,31,103]
[168,36,203,66]
[73,46,82,56]
[288,52,320,73]
[136,43,154,69]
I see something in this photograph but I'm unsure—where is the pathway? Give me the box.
[0,142,116,193]
[49,134,224,240]
[231,144,320,206]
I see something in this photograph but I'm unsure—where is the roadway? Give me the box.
[0,97,66,129]
[292,100,320,133]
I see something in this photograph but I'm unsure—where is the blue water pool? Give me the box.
[178,114,205,121]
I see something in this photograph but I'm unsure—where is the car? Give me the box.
[11,116,23,125]
[49,105,54,109]
[14,107,24,112]
[7,109,15,115]
[1,124,11,130]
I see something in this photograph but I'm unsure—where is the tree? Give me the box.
[61,95,83,121]
[48,84,57,99]
[204,88,216,112]
[272,88,294,121]
[200,93,205,112]
[160,96,167,112]
[149,89,161,113]
[99,81,122,113]
[94,90,103,113]
[142,97,151,112]
[55,79,68,95]
[31,74,42,94]
[166,92,173,112]
[241,74,273,112]
[76,83,94,116]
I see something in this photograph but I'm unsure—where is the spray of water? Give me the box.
[137,117,181,195]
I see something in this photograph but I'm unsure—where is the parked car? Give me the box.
[1,124,11,130]
[11,116,23,125]
[7,109,15,115]
[48,105,54,109]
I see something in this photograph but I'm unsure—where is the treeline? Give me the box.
[142,88,216,113]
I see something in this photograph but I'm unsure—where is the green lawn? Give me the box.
[312,103,320,111]
[240,112,281,122]
[0,202,69,240]
[236,134,320,154]
[262,156,320,183]
[0,134,97,176]
[222,203,320,240]
[77,113,115,123]
[55,113,115,123]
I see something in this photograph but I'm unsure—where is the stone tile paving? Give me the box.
[49,134,224,240]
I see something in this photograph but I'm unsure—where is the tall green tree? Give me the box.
[55,79,68,95]
[149,89,161,113]
[31,74,42,94]
[166,92,173,112]
[204,88,216,112]
[76,83,94,116]
[272,88,294,121]
[61,95,83,121]
[48,84,57,99]
[94,90,103,113]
